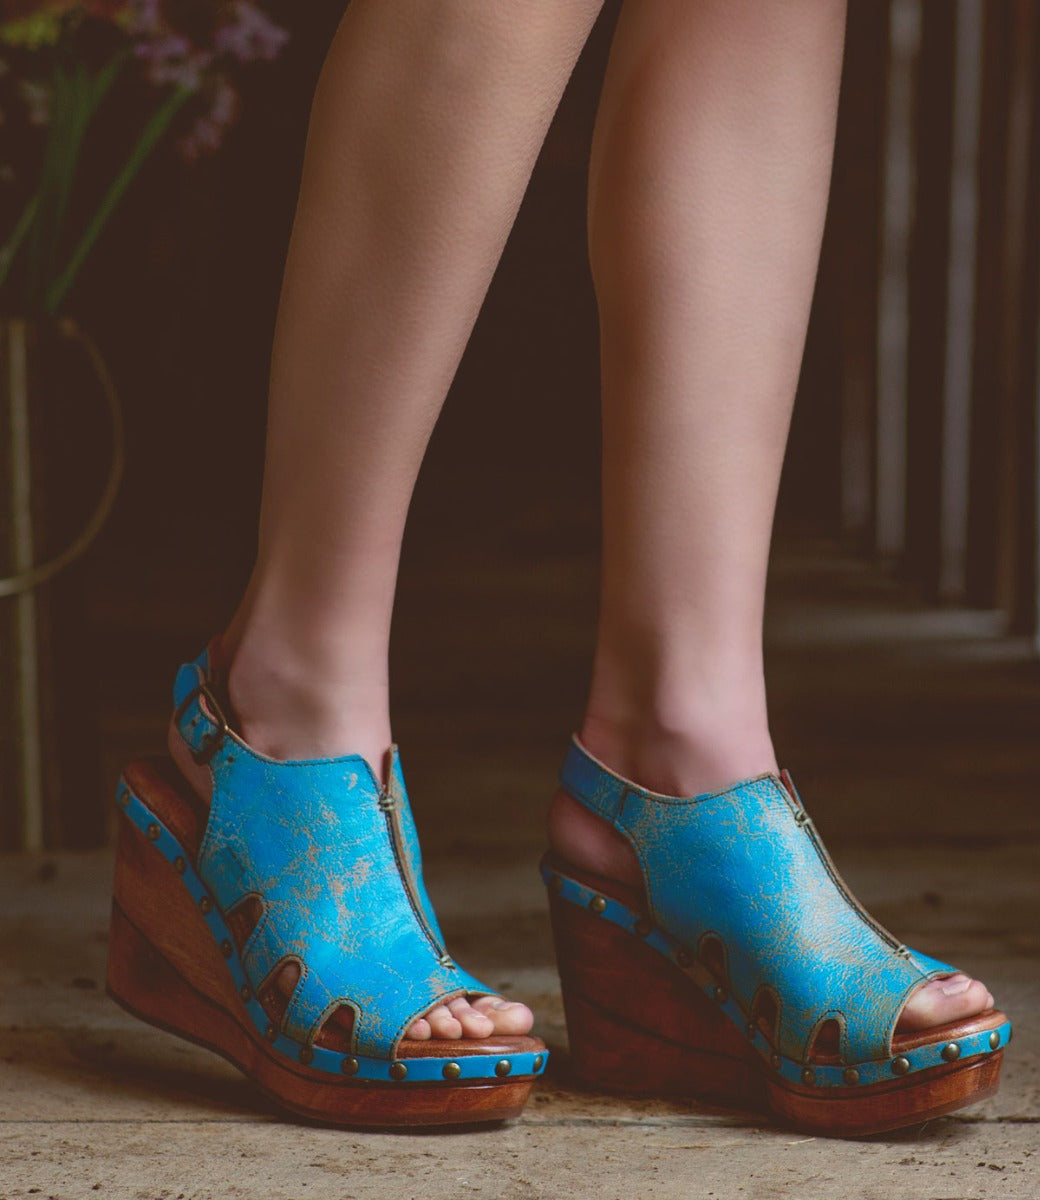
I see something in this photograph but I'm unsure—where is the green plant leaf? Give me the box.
[46,82,194,314]
[22,49,128,312]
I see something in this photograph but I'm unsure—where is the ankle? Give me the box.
[578,705,777,798]
[223,630,392,773]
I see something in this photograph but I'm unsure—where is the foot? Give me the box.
[547,726,995,1037]
[167,639,534,1046]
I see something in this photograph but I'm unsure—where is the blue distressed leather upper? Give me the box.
[560,736,953,1065]
[172,649,493,1059]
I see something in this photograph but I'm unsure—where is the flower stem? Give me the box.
[45,83,193,315]
[22,50,128,312]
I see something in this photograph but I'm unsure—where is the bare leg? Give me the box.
[548,0,992,1032]
[172,0,604,1040]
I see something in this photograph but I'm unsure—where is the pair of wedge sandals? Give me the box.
[106,643,1011,1135]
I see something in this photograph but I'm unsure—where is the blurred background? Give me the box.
[2,0,1039,851]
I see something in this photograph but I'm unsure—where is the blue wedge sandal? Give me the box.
[543,736,1011,1136]
[106,643,547,1127]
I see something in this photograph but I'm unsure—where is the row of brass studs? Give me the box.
[789,1032,1002,1086]
[139,822,284,1066]
[279,1048,542,1080]
[272,1037,529,1079]
[575,882,1006,1089]
[302,1050,545,1081]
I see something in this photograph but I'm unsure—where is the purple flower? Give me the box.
[178,74,238,159]
[213,1,287,64]
[132,28,211,91]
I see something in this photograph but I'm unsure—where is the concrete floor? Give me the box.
[2,544,1038,1199]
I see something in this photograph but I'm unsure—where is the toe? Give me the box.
[406,1016,432,1040]
[897,974,994,1032]
[423,1004,464,1040]
[447,996,495,1038]
[471,995,535,1035]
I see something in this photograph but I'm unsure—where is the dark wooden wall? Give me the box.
[806,0,1040,635]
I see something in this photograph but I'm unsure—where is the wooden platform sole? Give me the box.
[548,868,1006,1137]
[107,768,542,1128]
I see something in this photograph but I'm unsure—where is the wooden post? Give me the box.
[876,0,920,562]
[937,0,984,602]
[904,2,955,600]
[2,320,45,851]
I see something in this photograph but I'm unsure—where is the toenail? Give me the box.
[941,977,972,997]
[492,1000,514,1010]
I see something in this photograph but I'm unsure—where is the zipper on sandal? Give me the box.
[379,785,455,969]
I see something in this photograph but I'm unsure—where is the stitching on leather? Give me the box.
[802,1009,848,1065]
[283,958,313,1041]
[240,903,270,966]
[314,997,363,1053]
[748,982,783,1051]
[296,971,338,1047]
[695,929,731,989]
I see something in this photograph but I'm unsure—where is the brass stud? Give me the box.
[843,1068,860,1086]
[533,1054,544,1072]
[221,940,233,959]
[442,1062,462,1081]
[714,987,728,1005]
[299,1047,314,1065]
[548,876,563,895]
[119,791,130,809]
[989,1030,1001,1050]
[800,1068,815,1086]
[240,984,251,1003]
[891,1056,910,1076]
[770,1054,782,1071]
[264,1024,278,1043]
[676,948,694,969]
[341,1056,359,1076]
[173,856,187,875]
[199,896,213,914]
[389,1062,408,1081]
[495,1059,512,1078]
[634,917,653,937]
[941,1042,961,1062]
[146,823,161,842]
[588,895,607,915]
[745,1023,757,1040]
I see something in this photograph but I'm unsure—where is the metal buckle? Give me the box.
[173,681,230,766]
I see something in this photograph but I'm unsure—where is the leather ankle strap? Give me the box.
[559,735,646,826]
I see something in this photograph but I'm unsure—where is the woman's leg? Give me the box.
[549,0,993,1031]
[175,0,604,1040]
